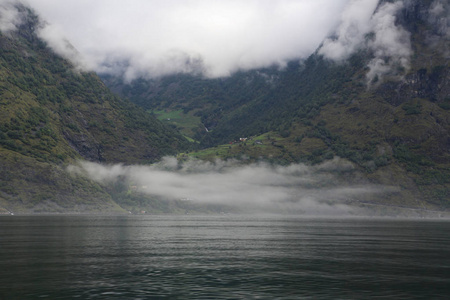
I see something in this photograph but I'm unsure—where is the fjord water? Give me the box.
[1,215,449,299]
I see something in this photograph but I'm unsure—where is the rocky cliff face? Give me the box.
[378,67,449,106]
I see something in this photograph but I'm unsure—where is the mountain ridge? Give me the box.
[0,4,191,213]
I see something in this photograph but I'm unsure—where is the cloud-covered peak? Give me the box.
[2,0,424,84]
[0,1,23,33]
[365,1,412,83]
[21,0,349,80]
[318,0,379,61]
[319,0,412,84]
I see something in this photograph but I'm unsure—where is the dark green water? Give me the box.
[1,215,449,299]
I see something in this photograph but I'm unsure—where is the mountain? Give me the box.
[103,0,449,211]
[0,4,191,213]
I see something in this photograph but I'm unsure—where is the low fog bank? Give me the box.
[68,157,399,215]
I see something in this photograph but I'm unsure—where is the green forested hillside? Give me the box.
[0,5,190,213]
[104,0,449,210]
[101,67,280,144]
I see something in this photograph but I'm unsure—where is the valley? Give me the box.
[0,0,448,215]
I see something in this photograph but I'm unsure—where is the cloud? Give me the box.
[4,0,419,84]
[0,1,22,33]
[428,0,450,37]
[22,0,350,80]
[318,0,379,61]
[365,1,412,83]
[36,22,89,71]
[319,0,412,84]
[68,157,397,214]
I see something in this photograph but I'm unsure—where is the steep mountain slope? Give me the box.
[0,5,190,213]
[104,0,449,210]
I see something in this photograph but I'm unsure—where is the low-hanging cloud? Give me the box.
[36,20,88,71]
[68,157,397,214]
[318,0,379,61]
[365,1,412,83]
[0,1,22,33]
[20,0,350,81]
[428,0,450,37]
[319,0,412,84]
[3,0,423,84]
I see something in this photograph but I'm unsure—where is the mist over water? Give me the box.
[69,157,396,214]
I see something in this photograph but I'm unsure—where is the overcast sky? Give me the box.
[20,0,354,80]
[3,0,430,81]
